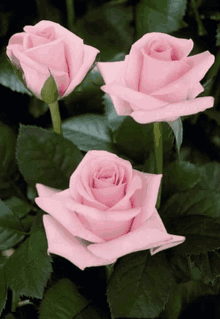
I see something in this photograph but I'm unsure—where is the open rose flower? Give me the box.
[35,150,185,270]
[6,20,99,100]
[98,32,215,124]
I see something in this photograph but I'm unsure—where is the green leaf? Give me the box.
[161,161,202,203]
[135,0,188,37]
[4,197,32,219]
[74,4,133,61]
[39,278,91,319]
[197,161,220,192]
[103,93,126,132]
[63,63,104,115]
[162,280,217,319]
[216,22,220,46]
[5,227,52,298]
[0,266,7,317]
[167,118,183,156]
[160,190,220,254]
[107,251,174,318]
[41,72,59,104]
[16,124,83,189]
[0,122,17,179]
[191,250,220,285]
[4,197,34,233]
[0,48,31,95]
[0,199,28,250]
[62,114,117,153]
[115,116,174,163]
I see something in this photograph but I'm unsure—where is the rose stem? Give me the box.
[66,0,75,31]
[48,101,63,135]
[153,122,163,209]
[11,290,20,313]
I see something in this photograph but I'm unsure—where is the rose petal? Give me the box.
[23,32,51,50]
[25,37,68,74]
[139,49,190,93]
[125,33,193,92]
[131,172,162,231]
[131,33,194,60]
[188,82,204,99]
[97,60,132,115]
[65,198,141,221]
[70,151,134,211]
[130,96,214,124]
[30,20,85,80]
[43,215,116,270]
[65,198,141,241]
[91,183,127,208]
[185,51,215,85]
[101,84,167,111]
[9,48,50,98]
[87,209,185,260]
[63,44,100,98]
[35,183,62,197]
[150,51,215,102]
[7,32,26,47]
[24,37,70,96]
[35,197,104,243]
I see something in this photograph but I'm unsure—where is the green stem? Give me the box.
[66,0,75,30]
[153,122,163,209]
[190,0,207,36]
[11,291,20,312]
[48,101,62,134]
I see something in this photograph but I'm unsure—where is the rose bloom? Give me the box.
[98,32,215,124]
[35,150,185,270]
[6,20,99,100]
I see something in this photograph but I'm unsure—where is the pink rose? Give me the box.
[6,20,99,100]
[35,150,185,270]
[98,32,215,124]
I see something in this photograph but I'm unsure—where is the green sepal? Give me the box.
[41,71,59,104]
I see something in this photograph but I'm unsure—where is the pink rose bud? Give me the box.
[6,20,100,100]
[35,150,185,270]
[98,32,215,124]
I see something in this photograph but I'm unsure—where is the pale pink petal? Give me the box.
[35,183,62,197]
[139,50,190,93]
[65,198,140,222]
[25,37,68,74]
[131,172,162,231]
[35,197,104,243]
[43,215,116,270]
[62,44,100,98]
[130,96,214,124]
[186,51,215,84]
[101,84,167,111]
[131,33,194,59]
[150,51,214,103]
[125,33,193,91]
[151,80,189,103]
[109,174,142,210]
[7,33,26,46]
[188,82,204,99]
[23,33,50,50]
[65,198,141,241]
[70,151,133,211]
[87,209,185,260]
[9,47,50,98]
[91,183,126,208]
[97,61,126,85]
[98,60,132,115]
[29,21,85,80]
